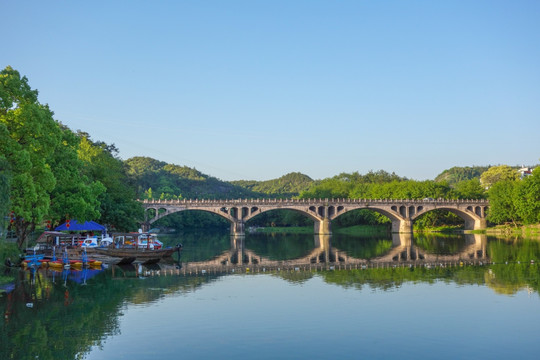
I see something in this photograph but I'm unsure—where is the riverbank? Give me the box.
[469,224,540,237]
[252,223,540,237]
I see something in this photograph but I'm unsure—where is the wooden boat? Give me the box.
[93,245,180,264]
[91,232,182,264]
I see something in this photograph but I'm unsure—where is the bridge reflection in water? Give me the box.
[126,234,489,278]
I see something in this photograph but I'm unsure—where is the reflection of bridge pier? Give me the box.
[392,233,413,261]
[313,235,331,263]
[231,220,245,237]
[467,233,487,260]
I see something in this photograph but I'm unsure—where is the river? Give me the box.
[1,231,540,359]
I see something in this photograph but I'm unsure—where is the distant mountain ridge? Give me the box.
[125,157,314,199]
[126,157,533,200]
[230,172,314,198]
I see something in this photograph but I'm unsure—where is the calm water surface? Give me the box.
[2,231,540,359]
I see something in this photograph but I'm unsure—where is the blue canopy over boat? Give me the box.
[55,220,106,232]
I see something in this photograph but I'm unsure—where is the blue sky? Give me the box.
[2,1,539,181]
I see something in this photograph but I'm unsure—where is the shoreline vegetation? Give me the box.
[469,224,540,237]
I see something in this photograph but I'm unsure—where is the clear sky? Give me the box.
[2,0,539,181]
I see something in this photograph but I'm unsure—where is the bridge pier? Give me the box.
[392,219,413,233]
[465,218,487,231]
[314,219,332,235]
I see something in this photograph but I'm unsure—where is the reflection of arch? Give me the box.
[177,233,488,274]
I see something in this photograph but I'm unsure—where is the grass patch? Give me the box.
[415,225,463,233]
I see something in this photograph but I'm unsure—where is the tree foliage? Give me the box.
[1,66,62,246]
[515,167,540,224]
[77,136,142,231]
[480,165,520,189]
[0,66,128,247]
[47,126,104,228]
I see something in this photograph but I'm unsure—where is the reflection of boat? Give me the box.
[21,253,45,268]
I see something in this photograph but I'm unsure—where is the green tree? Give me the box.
[0,135,11,239]
[480,165,519,189]
[0,66,61,247]
[454,178,486,199]
[48,126,105,229]
[515,167,540,224]
[78,136,143,231]
[487,180,521,225]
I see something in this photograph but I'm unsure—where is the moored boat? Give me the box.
[93,245,180,264]
[91,232,181,264]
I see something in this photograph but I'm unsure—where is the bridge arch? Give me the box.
[242,206,327,235]
[143,206,237,229]
[243,206,321,223]
[330,206,406,232]
[411,206,487,231]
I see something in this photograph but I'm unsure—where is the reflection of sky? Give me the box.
[85,274,540,359]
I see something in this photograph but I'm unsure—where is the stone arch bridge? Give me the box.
[140,198,488,236]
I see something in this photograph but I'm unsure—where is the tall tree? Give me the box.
[0,124,12,239]
[0,66,61,247]
[487,180,521,226]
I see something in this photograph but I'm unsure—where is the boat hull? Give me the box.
[93,247,178,263]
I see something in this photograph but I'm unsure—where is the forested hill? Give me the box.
[125,157,256,199]
[434,166,491,185]
[125,157,314,199]
[230,172,314,197]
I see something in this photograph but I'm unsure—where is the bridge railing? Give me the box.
[139,198,489,205]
